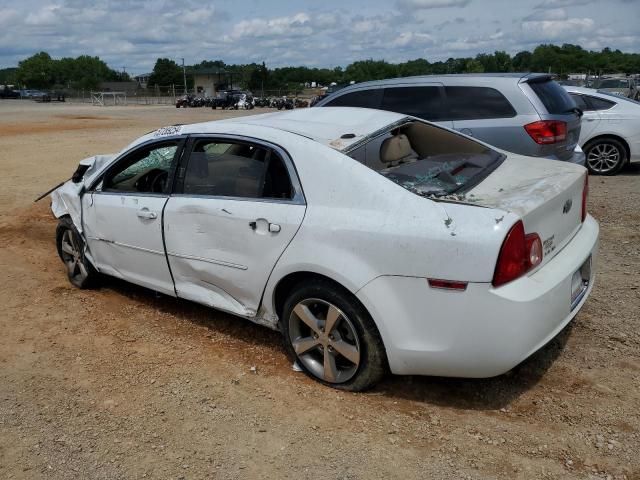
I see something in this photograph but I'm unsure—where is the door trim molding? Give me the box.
[166,251,248,271]
[86,236,165,256]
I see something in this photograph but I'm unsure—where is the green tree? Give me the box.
[512,51,532,71]
[16,52,55,88]
[148,58,184,87]
[0,67,17,85]
[397,58,431,77]
[344,60,398,83]
[493,51,512,72]
[464,59,485,73]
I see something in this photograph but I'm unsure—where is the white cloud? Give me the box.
[522,17,595,39]
[524,7,568,21]
[391,32,435,47]
[230,13,313,39]
[398,0,471,8]
[24,5,60,26]
[534,0,592,7]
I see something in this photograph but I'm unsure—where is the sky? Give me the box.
[0,0,638,75]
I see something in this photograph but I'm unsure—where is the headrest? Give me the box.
[380,134,416,164]
[189,152,209,178]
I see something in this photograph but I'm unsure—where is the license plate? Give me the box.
[571,255,591,309]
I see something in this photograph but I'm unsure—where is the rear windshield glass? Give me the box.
[529,79,576,114]
[379,152,503,197]
[347,120,504,198]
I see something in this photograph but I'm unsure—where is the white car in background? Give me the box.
[564,86,640,175]
[51,108,598,391]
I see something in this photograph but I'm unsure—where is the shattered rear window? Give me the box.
[380,152,503,197]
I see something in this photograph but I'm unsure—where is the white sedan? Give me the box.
[564,86,640,175]
[51,107,598,391]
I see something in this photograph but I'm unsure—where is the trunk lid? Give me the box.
[467,155,586,267]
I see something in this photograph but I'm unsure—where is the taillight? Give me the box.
[524,120,567,144]
[581,174,588,222]
[525,233,543,269]
[492,221,543,287]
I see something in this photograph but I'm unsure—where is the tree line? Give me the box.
[2,44,639,91]
[145,44,640,93]
[0,52,128,89]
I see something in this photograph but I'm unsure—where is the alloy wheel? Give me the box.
[587,143,621,173]
[60,229,89,284]
[288,298,361,384]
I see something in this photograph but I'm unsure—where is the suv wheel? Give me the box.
[585,138,627,175]
[281,280,386,391]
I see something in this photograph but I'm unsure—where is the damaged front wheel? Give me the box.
[56,217,98,289]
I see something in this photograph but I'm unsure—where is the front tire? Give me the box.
[585,138,627,175]
[281,280,386,391]
[56,217,98,289]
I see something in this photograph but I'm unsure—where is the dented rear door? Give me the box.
[162,136,306,317]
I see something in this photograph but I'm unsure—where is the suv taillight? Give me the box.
[492,221,543,287]
[524,120,567,144]
[581,173,588,222]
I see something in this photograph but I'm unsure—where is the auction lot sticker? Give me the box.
[154,125,183,137]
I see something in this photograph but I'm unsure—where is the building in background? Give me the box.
[134,73,152,89]
[191,68,238,97]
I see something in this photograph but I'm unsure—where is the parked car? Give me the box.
[564,86,640,175]
[20,89,51,101]
[314,73,585,164]
[593,77,639,101]
[0,86,20,99]
[50,108,597,391]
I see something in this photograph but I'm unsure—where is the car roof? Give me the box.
[177,107,408,151]
[562,85,618,98]
[562,86,598,94]
[322,72,549,91]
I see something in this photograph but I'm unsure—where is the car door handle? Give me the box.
[137,209,157,220]
[585,117,596,122]
[249,220,280,233]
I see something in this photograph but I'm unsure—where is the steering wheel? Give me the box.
[149,169,169,193]
[133,168,169,193]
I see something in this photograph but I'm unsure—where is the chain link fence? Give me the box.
[22,85,317,106]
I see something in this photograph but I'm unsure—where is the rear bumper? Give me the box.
[544,145,585,165]
[356,215,599,378]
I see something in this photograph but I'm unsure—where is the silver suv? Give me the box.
[314,73,585,164]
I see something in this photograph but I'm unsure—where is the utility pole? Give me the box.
[181,58,187,94]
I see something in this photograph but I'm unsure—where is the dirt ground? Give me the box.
[0,100,638,480]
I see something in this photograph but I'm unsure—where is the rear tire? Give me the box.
[584,138,627,175]
[281,280,386,391]
[56,217,98,289]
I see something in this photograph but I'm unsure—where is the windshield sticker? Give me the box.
[154,125,183,137]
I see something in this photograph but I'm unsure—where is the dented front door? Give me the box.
[82,139,183,296]
[83,193,175,295]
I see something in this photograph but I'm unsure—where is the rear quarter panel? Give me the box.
[260,137,517,318]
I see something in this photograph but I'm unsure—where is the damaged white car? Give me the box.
[51,107,598,391]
